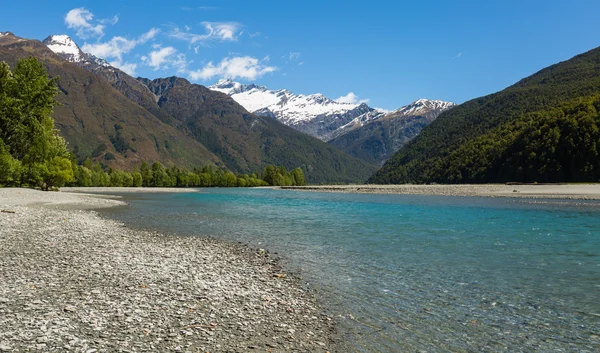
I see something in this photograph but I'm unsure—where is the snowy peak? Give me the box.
[209,79,367,123]
[211,79,268,96]
[391,99,456,117]
[43,34,111,68]
[43,35,85,63]
[208,79,390,141]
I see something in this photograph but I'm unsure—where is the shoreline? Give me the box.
[279,183,600,200]
[0,188,333,352]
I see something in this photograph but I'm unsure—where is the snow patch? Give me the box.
[210,79,364,123]
[44,34,84,63]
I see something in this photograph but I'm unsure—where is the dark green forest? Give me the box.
[370,46,600,184]
[432,95,600,183]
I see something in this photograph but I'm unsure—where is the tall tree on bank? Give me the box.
[0,57,73,190]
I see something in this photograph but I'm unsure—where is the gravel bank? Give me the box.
[0,189,333,352]
[60,187,202,194]
[280,184,600,200]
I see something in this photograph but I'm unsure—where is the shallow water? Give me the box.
[100,189,600,352]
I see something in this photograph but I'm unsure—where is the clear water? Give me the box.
[99,189,600,352]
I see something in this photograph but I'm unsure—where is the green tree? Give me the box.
[291,168,306,186]
[131,172,143,187]
[0,139,21,186]
[0,57,72,190]
[151,161,168,187]
[139,161,152,187]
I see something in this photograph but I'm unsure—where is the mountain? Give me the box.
[210,79,387,141]
[329,99,455,165]
[42,35,176,125]
[209,79,455,166]
[0,32,220,170]
[138,77,377,183]
[0,32,375,183]
[369,46,600,184]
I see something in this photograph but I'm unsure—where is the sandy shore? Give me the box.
[280,184,600,200]
[0,188,332,352]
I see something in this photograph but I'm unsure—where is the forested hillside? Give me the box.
[435,95,600,183]
[370,46,600,184]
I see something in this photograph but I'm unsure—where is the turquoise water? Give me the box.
[100,189,600,352]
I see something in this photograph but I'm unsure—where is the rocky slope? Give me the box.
[210,79,454,165]
[210,79,388,141]
[329,99,455,165]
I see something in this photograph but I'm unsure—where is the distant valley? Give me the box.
[210,79,454,164]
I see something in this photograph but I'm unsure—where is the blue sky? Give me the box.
[2,0,600,110]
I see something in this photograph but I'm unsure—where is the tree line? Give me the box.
[0,57,306,189]
[70,160,305,188]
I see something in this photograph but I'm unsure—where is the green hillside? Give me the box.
[439,95,600,183]
[369,46,600,184]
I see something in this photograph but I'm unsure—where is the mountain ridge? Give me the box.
[209,78,389,141]
[329,100,455,165]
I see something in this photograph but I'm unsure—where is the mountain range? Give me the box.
[27,31,454,171]
[209,79,454,164]
[0,32,377,183]
[11,31,593,185]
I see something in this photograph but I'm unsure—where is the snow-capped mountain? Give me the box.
[389,98,455,117]
[43,35,110,68]
[329,99,456,165]
[209,79,455,142]
[332,98,456,139]
[210,79,387,141]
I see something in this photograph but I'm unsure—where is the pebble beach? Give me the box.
[280,183,600,200]
[0,188,333,352]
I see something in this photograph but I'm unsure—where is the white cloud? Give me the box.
[142,46,176,69]
[453,52,463,59]
[289,52,300,61]
[142,46,188,72]
[111,60,137,76]
[82,28,160,63]
[65,8,106,39]
[188,56,276,81]
[170,22,242,44]
[99,15,119,25]
[139,28,160,42]
[335,92,369,104]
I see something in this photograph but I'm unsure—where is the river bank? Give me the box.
[279,183,600,199]
[0,188,333,352]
